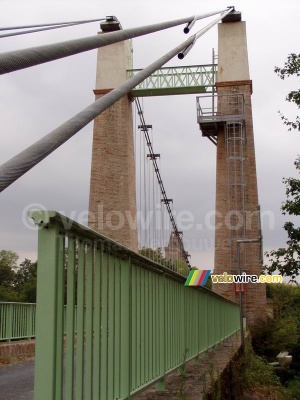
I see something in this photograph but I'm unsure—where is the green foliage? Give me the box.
[200,343,290,399]
[264,54,300,280]
[275,53,300,131]
[282,157,300,216]
[139,247,165,263]
[0,250,37,302]
[0,250,18,287]
[14,259,37,303]
[264,157,300,281]
[242,343,291,399]
[251,284,300,398]
[0,250,19,301]
[173,259,190,277]
[252,284,300,357]
[177,348,189,400]
[0,286,23,302]
[290,339,300,378]
[138,246,190,276]
[204,275,212,290]
[287,376,300,400]
[201,364,221,400]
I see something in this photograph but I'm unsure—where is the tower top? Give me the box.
[217,21,250,82]
[222,7,242,23]
[100,16,122,32]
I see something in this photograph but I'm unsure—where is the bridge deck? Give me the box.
[133,332,242,399]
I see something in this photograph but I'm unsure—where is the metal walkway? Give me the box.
[129,64,216,97]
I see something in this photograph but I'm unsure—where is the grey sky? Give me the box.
[0,0,299,268]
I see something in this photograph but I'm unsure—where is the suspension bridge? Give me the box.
[0,7,266,399]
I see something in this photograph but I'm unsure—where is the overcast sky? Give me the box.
[0,0,299,269]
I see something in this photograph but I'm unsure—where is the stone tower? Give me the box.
[88,19,138,251]
[164,232,185,263]
[198,13,266,326]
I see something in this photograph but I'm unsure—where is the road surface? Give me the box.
[0,359,34,400]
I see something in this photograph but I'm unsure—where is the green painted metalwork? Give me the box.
[0,302,36,341]
[0,302,79,342]
[128,64,217,97]
[66,237,76,400]
[30,210,240,400]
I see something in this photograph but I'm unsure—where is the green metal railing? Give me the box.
[0,303,79,341]
[30,210,240,400]
[0,302,36,341]
[128,64,217,97]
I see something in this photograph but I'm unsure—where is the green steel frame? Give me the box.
[0,302,36,341]
[128,64,217,97]
[30,210,239,400]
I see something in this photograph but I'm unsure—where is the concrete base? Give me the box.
[0,340,35,362]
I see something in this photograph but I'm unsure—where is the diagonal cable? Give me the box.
[0,8,231,75]
[0,18,106,31]
[0,7,233,193]
[0,19,106,39]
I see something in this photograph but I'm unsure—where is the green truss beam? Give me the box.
[128,64,217,97]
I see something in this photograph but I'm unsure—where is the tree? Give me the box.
[251,284,300,398]
[264,157,300,281]
[14,259,37,303]
[0,250,20,301]
[274,53,300,131]
[138,247,190,276]
[0,251,37,302]
[139,247,165,263]
[252,284,300,357]
[264,54,300,281]
[0,250,18,286]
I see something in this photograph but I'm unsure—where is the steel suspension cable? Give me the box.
[0,8,232,75]
[135,98,191,268]
[0,19,107,31]
[0,20,106,39]
[0,7,233,193]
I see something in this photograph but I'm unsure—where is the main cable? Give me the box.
[0,8,232,75]
[0,7,233,193]
[0,19,106,39]
[0,18,106,31]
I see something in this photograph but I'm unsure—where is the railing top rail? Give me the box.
[29,210,239,306]
[0,301,36,305]
[196,93,245,99]
[196,93,245,115]
[128,63,217,72]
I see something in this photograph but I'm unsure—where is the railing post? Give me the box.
[84,242,94,400]
[119,256,132,398]
[7,303,13,342]
[156,273,166,392]
[0,303,3,340]
[33,220,64,400]
[26,304,31,339]
[93,244,102,399]
[65,236,76,400]
[75,238,86,400]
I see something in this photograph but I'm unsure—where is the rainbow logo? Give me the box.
[185,270,211,287]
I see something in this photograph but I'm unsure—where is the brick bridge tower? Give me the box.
[88,18,138,251]
[197,11,266,326]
